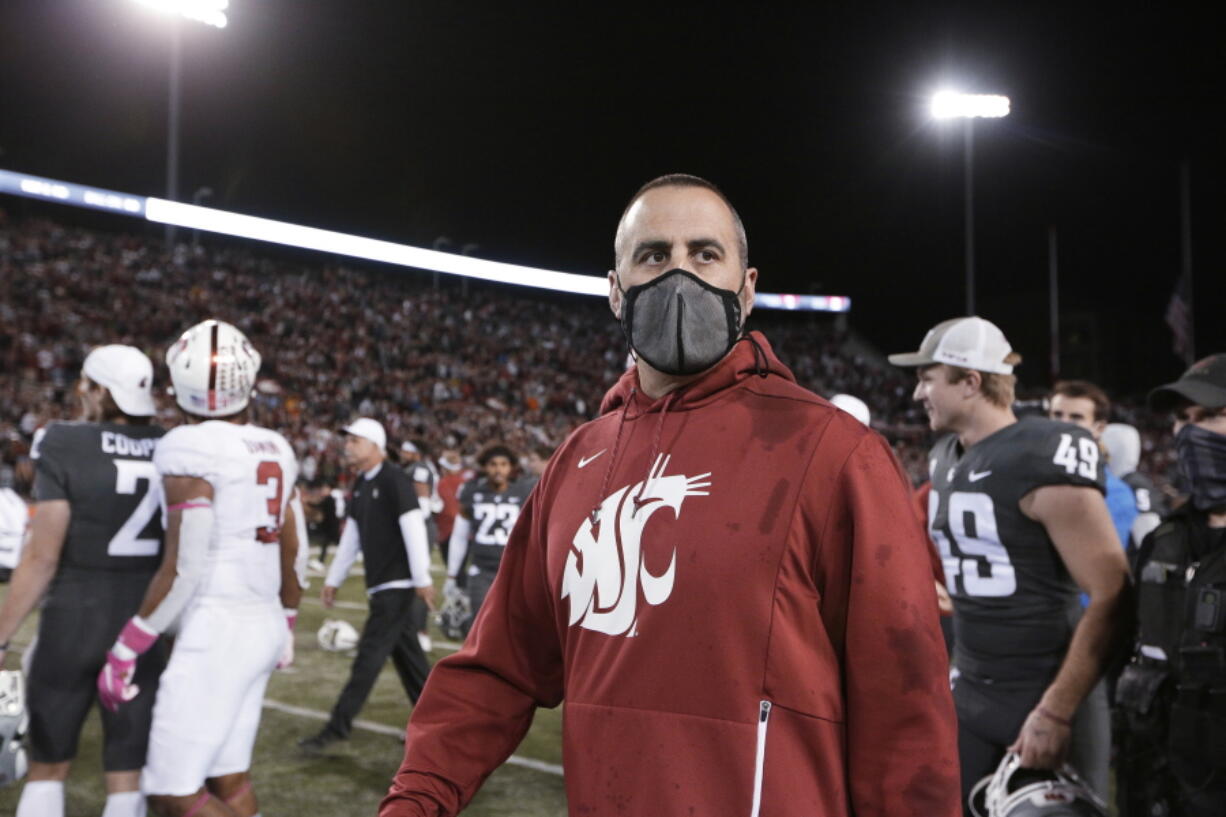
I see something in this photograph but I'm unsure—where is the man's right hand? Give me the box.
[321,585,337,609]
[443,577,458,598]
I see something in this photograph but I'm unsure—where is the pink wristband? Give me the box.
[118,617,158,654]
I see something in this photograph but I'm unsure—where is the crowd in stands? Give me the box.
[0,211,1177,496]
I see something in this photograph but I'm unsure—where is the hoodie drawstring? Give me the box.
[744,332,769,378]
[591,388,634,525]
[589,387,678,524]
[633,390,676,513]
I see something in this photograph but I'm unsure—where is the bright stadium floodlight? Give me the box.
[132,0,228,29]
[0,167,852,313]
[930,89,1011,315]
[930,91,1010,120]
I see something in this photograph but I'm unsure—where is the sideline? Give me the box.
[262,698,564,777]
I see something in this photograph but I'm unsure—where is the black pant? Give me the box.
[460,567,496,637]
[29,572,167,769]
[955,673,1110,815]
[323,589,431,738]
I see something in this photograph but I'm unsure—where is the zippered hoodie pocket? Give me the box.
[750,700,772,817]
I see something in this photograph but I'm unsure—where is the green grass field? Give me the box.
[0,557,568,816]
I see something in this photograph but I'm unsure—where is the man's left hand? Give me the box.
[416,584,436,611]
[1008,707,1071,769]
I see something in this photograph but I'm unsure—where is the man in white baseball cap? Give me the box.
[887,316,1016,375]
[81,345,157,418]
[890,316,1128,804]
[0,344,164,817]
[341,417,387,452]
[301,417,433,752]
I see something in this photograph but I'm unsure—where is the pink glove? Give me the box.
[277,609,298,670]
[97,617,158,712]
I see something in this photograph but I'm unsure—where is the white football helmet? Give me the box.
[166,319,261,418]
[0,670,28,786]
[969,753,1107,817]
[317,619,360,652]
[436,587,472,641]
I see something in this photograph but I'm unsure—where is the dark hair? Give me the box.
[532,444,555,460]
[404,437,431,459]
[83,377,153,425]
[478,444,517,467]
[615,173,748,268]
[1052,380,1111,422]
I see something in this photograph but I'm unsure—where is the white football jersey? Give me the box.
[0,487,28,570]
[154,421,299,603]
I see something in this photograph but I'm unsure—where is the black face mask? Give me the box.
[1175,422,1226,512]
[617,268,744,377]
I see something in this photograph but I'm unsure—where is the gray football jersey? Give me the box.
[459,476,533,572]
[34,421,165,574]
[1122,471,1167,517]
[927,417,1106,683]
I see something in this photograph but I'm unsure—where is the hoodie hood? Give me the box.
[600,331,796,416]
[1102,422,1141,477]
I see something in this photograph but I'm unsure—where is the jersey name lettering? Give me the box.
[100,431,157,458]
[243,439,281,456]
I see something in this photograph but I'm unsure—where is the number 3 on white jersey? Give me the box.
[108,459,161,557]
[928,489,1017,597]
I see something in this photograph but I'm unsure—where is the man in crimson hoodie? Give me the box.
[381,175,961,816]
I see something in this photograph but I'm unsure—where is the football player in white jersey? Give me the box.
[95,320,302,817]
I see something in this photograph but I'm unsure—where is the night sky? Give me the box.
[1,2,1223,397]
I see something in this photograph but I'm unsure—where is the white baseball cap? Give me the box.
[342,417,386,450]
[888,316,1016,375]
[82,345,157,417]
[830,393,871,426]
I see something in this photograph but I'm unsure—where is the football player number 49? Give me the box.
[1053,433,1099,480]
[928,490,1017,597]
[107,459,161,557]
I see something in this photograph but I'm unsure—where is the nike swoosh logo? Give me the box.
[968,470,992,482]
[578,450,606,469]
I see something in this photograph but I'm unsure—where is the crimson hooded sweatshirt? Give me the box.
[381,332,960,817]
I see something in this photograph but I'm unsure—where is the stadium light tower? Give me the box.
[931,90,1010,316]
[131,0,228,243]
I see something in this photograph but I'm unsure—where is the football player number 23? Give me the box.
[473,502,518,546]
[928,490,1017,597]
[107,459,161,557]
[255,460,284,543]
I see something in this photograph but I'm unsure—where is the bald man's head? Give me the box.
[614,174,748,270]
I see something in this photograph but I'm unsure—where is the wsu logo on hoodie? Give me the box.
[561,454,711,637]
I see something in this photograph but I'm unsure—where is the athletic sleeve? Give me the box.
[457,480,475,518]
[380,489,563,817]
[810,431,961,817]
[153,425,222,485]
[32,425,69,501]
[394,470,421,516]
[412,464,431,485]
[1025,423,1107,495]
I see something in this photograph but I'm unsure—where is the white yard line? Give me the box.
[262,698,563,777]
[297,599,464,652]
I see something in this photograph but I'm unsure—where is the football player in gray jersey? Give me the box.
[891,317,1131,813]
[444,445,533,635]
[0,345,167,817]
[1102,422,1168,558]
